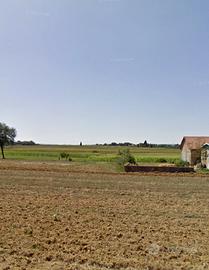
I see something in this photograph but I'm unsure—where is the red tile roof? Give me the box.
[180,136,209,150]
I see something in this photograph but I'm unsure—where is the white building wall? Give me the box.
[206,150,209,169]
[181,146,191,164]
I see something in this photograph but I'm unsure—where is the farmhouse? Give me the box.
[180,136,209,165]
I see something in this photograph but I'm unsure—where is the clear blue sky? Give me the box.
[1,0,209,144]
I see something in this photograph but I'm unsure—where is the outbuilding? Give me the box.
[201,144,209,169]
[180,136,209,165]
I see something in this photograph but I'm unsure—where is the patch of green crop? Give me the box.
[3,145,181,165]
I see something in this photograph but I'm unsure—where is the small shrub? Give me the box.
[173,160,189,167]
[158,158,167,163]
[59,152,72,162]
[199,168,209,174]
[117,149,136,166]
[127,155,136,164]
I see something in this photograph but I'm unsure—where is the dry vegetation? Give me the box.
[0,160,209,270]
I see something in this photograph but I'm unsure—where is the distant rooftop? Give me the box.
[180,136,209,150]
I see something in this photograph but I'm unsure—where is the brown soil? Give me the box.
[0,160,209,270]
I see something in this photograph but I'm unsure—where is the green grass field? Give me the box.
[4,145,181,164]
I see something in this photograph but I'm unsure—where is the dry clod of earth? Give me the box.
[0,160,209,270]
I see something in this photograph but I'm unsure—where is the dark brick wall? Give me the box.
[124,165,194,173]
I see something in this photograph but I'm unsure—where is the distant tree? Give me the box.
[123,142,133,147]
[80,141,82,146]
[111,142,117,146]
[0,123,16,159]
[143,140,148,147]
[15,140,36,145]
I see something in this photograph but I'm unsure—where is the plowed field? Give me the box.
[0,160,209,270]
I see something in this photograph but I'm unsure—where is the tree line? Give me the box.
[100,141,179,148]
[0,122,180,159]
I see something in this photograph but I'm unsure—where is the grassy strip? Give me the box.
[135,156,180,164]
[3,145,181,163]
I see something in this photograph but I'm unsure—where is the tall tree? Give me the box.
[143,140,148,147]
[0,123,16,159]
